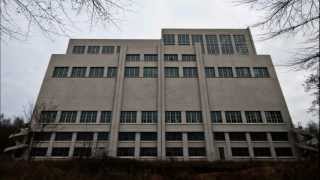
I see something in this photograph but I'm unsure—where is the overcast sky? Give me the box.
[1,0,317,125]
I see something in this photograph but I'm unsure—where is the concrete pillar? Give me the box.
[135,132,141,158]
[246,132,254,158]
[241,111,247,123]
[136,111,141,124]
[75,111,81,123]
[225,132,232,160]
[47,132,55,156]
[92,132,98,156]
[267,132,277,159]
[183,132,188,160]
[69,132,77,157]
[181,111,186,124]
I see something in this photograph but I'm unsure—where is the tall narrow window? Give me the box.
[218,67,233,78]
[233,35,249,55]
[101,46,114,54]
[265,111,283,123]
[186,111,202,123]
[211,111,222,123]
[87,46,100,54]
[124,67,139,78]
[178,34,190,45]
[72,46,85,54]
[245,111,262,123]
[163,34,175,45]
[236,67,251,78]
[205,67,216,78]
[191,34,205,52]
[164,67,179,78]
[100,111,112,123]
[107,67,117,78]
[141,111,158,123]
[183,67,198,78]
[182,54,196,61]
[59,111,77,123]
[53,67,69,78]
[253,67,270,78]
[71,67,87,77]
[165,111,181,123]
[164,54,178,61]
[80,111,97,123]
[89,67,104,78]
[219,35,234,54]
[120,111,137,123]
[126,54,140,61]
[40,111,57,123]
[143,67,158,78]
[144,54,158,61]
[225,111,242,123]
[205,35,220,55]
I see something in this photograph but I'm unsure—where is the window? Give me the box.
[214,132,225,141]
[97,132,109,140]
[106,67,117,78]
[205,35,220,55]
[219,147,225,160]
[245,111,262,123]
[116,46,121,53]
[233,35,249,55]
[211,111,222,123]
[141,111,158,123]
[218,67,233,78]
[188,147,206,156]
[250,132,267,141]
[219,35,234,54]
[178,34,190,45]
[80,111,97,123]
[71,67,87,77]
[271,132,288,141]
[265,111,283,123]
[231,147,249,157]
[140,132,157,141]
[144,54,158,61]
[164,54,178,61]
[236,67,251,78]
[140,148,157,156]
[229,132,247,141]
[30,148,47,156]
[40,111,57,123]
[253,67,269,78]
[183,67,198,78]
[126,54,140,61]
[163,34,175,45]
[60,111,77,123]
[275,147,293,157]
[166,148,183,156]
[182,54,196,61]
[164,67,179,78]
[73,148,91,157]
[143,67,158,78]
[100,111,112,123]
[120,111,137,123]
[102,46,114,54]
[166,132,182,141]
[124,67,139,78]
[187,132,204,141]
[33,132,52,141]
[89,67,104,78]
[53,67,69,78]
[118,132,135,141]
[87,46,100,54]
[72,46,85,54]
[191,34,205,52]
[186,111,202,123]
[55,132,73,141]
[51,148,69,157]
[253,148,271,157]
[117,148,134,156]
[205,67,215,78]
[165,111,181,123]
[76,132,94,141]
[225,111,242,123]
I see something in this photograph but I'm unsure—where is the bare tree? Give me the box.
[0,0,131,40]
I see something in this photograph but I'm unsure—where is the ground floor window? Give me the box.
[231,147,249,157]
[253,147,271,157]
[188,147,206,156]
[117,148,134,156]
[140,148,157,156]
[166,148,183,157]
[51,148,69,157]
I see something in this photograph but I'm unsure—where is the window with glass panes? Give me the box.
[73,147,91,157]
[225,111,242,123]
[76,132,94,141]
[164,67,179,78]
[164,54,178,61]
[265,111,283,123]
[124,67,139,78]
[118,132,135,141]
[205,35,220,55]
[188,147,206,156]
[233,35,249,55]
[144,54,158,61]
[229,132,246,141]
[163,34,175,45]
[166,148,183,156]
[87,46,100,54]
[186,111,202,123]
[97,132,109,140]
[120,111,137,123]
[143,67,158,78]
[166,132,182,141]
[101,46,114,54]
[141,111,158,123]
[40,111,57,123]
[271,132,288,141]
[126,54,140,61]
[178,34,190,45]
[275,147,293,157]
[231,147,249,156]
[55,132,73,141]
[236,67,251,77]
[59,111,77,123]
[100,111,112,123]
[245,111,262,123]
[52,148,69,156]
[254,147,271,157]
[218,67,233,77]
[250,132,267,141]
[80,111,97,123]
[31,148,47,156]
[191,34,205,52]
[140,132,157,141]
[183,67,198,78]
[107,67,117,77]
[219,35,234,54]
[214,132,225,141]
[140,147,157,156]
[187,132,204,141]
[53,67,69,78]
[33,132,52,141]
[89,67,104,77]
[71,67,87,77]
[211,111,222,123]
[253,67,269,78]
[72,46,85,54]
[205,67,216,78]
[165,111,181,123]
[182,54,196,61]
[117,147,134,156]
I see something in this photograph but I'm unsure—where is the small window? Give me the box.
[225,111,242,123]
[229,132,247,141]
[211,111,222,123]
[72,46,85,54]
[165,132,182,141]
[250,132,267,141]
[80,111,97,123]
[166,148,183,156]
[141,111,158,123]
[188,147,206,156]
[40,111,57,123]
[214,132,225,141]
[236,67,251,78]
[191,34,205,52]
[76,132,94,141]
[120,111,137,123]
[102,46,114,54]
[253,147,271,157]
[106,67,117,78]
[140,132,157,141]
[165,111,181,123]
[218,67,233,78]
[117,147,134,156]
[219,35,234,55]
[53,67,69,78]
[253,67,269,78]
[51,148,69,157]
[33,132,52,141]
[100,111,112,123]
[97,132,109,141]
[118,132,135,141]
[71,67,87,78]
[187,132,204,141]
[144,54,158,61]
[186,111,202,123]
[233,35,249,55]
[205,35,220,55]
[140,147,157,156]
[30,148,47,156]
[87,46,100,54]
[178,34,190,45]
[60,111,77,123]
[143,67,158,78]
[89,67,104,78]
[231,147,249,157]
[182,54,196,61]
[275,147,293,157]
[205,67,216,78]
[265,111,283,123]
[245,111,262,123]
[126,54,140,61]
[163,34,175,45]
[55,132,73,141]
[124,67,139,78]
[271,132,288,141]
[73,147,91,157]
[183,67,198,78]
[164,67,179,78]
[164,54,178,61]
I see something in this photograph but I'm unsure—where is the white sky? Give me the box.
[1,0,318,125]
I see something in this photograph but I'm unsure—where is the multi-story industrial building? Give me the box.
[27,28,297,161]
